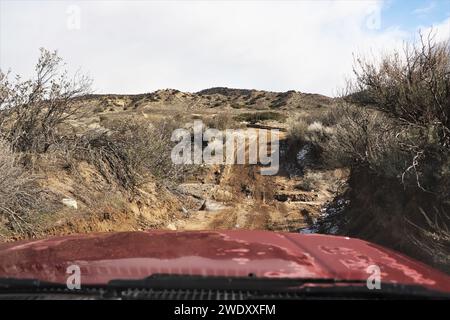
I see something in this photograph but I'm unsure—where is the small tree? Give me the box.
[0,48,91,153]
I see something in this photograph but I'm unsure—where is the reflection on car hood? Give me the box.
[0,230,448,292]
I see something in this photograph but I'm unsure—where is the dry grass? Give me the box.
[287,116,308,143]
[407,207,450,270]
[0,139,48,235]
[204,113,237,130]
[65,117,195,191]
[287,113,334,146]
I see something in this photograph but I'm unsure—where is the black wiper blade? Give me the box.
[274,283,450,300]
[107,274,450,299]
[107,274,366,291]
[1,275,448,299]
[0,277,64,290]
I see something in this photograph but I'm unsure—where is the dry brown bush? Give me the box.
[0,48,91,153]
[323,34,450,194]
[408,207,450,269]
[204,113,236,130]
[287,114,334,146]
[351,34,449,143]
[318,33,450,272]
[287,116,308,143]
[0,139,46,235]
[64,118,196,191]
[348,34,450,193]
[320,104,409,175]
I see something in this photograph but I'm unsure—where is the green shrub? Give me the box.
[235,111,286,123]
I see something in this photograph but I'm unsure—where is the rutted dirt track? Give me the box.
[171,130,346,232]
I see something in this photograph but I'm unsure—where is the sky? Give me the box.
[0,0,449,96]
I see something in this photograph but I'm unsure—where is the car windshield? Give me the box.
[0,0,449,305]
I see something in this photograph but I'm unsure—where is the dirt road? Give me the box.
[171,128,346,232]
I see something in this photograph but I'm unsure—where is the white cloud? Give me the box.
[412,2,436,16]
[420,16,450,42]
[0,0,448,96]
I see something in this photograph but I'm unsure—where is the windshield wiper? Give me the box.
[107,274,366,290]
[0,275,448,299]
[107,274,450,299]
[0,277,65,290]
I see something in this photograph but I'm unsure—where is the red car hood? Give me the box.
[0,230,449,292]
